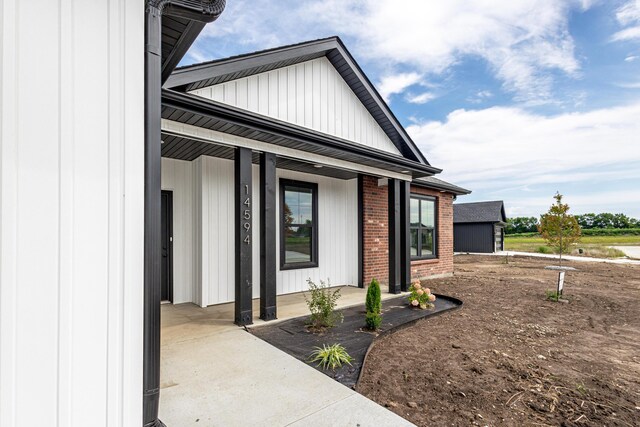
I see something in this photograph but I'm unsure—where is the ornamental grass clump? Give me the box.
[308,343,353,371]
[365,278,382,330]
[408,279,436,309]
[304,278,343,330]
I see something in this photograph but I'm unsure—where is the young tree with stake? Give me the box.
[538,192,581,266]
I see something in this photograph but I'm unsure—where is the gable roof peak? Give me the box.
[165,37,429,165]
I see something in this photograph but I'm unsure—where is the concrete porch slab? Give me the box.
[159,286,414,426]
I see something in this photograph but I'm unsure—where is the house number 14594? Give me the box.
[243,184,251,245]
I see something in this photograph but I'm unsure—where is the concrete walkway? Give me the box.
[610,246,640,260]
[159,288,414,426]
[457,251,640,265]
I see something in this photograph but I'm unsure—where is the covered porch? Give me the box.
[159,90,433,326]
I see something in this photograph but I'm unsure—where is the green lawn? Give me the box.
[504,234,640,259]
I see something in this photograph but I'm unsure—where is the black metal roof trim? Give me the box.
[159,0,226,84]
[161,89,442,176]
[164,36,430,165]
[454,201,507,224]
[412,176,471,196]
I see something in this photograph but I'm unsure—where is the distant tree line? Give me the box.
[505,213,640,235]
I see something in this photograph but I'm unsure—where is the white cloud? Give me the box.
[309,1,583,103]
[376,73,423,102]
[193,0,589,103]
[612,0,640,41]
[625,55,639,61]
[612,26,640,41]
[406,91,437,104]
[407,103,640,192]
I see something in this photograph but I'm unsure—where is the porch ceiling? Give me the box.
[161,134,358,180]
[161,89,441,179]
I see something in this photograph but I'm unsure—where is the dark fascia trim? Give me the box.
[164,36,429,165]
[279,179,319,271]
[161,89,442,176]
[411,179,471,196]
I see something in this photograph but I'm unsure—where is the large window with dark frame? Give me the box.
[410,195,437,259]
[280,179,318,270]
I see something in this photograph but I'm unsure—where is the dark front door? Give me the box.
[161,190,173,302]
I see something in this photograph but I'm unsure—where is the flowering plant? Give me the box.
[408,279,436,309]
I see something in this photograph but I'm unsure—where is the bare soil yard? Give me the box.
[357,255,640,427]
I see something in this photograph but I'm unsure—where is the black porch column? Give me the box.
[399,180,411,292]
[388,178,401,294]
[235,147,253,326]
[260,152,277,320]
[357,174,364,288]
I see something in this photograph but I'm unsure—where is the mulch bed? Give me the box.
[249,293,462,388]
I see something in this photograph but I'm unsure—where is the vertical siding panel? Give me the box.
[320,59,328,133]
[278,68,287,121]
[287,67,296,122]
[334,76,343,139]
[247,75,259,111]
[266,71,277,118]
[223,81,236,105]
[257,73,269,115]
[327,65,335,136]
[212,84,224,103]
[304,62,313,128]
[1,1,144,425]
[311,59,321,129]
[236,78,248,110]
[295,64,305,128]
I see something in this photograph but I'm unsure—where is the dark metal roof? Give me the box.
[412,176,471,196]
[164,36,430,165]
[161,134,358,180]
[454,201,507,224]
[161,89,441,178]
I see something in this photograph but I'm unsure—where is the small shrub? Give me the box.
[545,290,560,302]
[308,343,353,371]
[537,246,552,254]
[304,278,343,330]
[408,279,436,309]
[365,278,382,330]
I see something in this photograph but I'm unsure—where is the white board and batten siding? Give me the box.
[189,57,401,156]
[1,1,144,426]
[167,156,358,307]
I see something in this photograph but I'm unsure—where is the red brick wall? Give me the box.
[361,176,455,286]
[362,175,389,285]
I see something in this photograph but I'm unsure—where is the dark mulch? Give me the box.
[249,293,462,388]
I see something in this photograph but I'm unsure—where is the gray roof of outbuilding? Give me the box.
[165,36,429,165]
[412,176,471,195]
[454,201,506,224]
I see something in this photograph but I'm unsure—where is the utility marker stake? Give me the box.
[557,271,565,297]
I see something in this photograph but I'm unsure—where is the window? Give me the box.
[410,196,437,259]
[280,179,318,270]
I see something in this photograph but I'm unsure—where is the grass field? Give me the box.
[504,234,640,258]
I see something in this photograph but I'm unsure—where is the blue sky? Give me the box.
[182,0,640,218]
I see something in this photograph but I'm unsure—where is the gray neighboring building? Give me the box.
[454,201,507,253]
